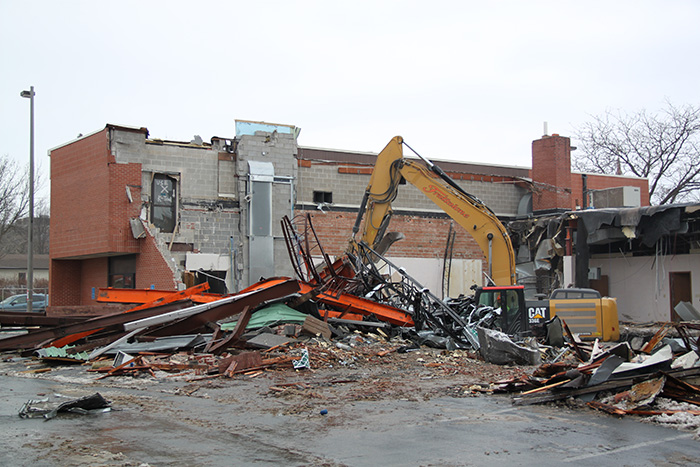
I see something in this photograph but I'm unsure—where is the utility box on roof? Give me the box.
[590,186,641,208]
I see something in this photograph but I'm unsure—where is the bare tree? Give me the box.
[0,155,30,255]
[573,102,700,205]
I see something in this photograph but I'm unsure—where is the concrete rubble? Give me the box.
[1,268,700,442]
[1,212,700,442]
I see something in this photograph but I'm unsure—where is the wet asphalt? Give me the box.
[0,371,698,466]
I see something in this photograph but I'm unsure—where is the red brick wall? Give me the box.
[50,129,142,258]
[50,130,111,258]
[50,128,164,308]
[531,135,572,211]
[570,173,650,208]
[49,259,82,306]
[530,134,650,210]
[109,163,143,252]
[135,232,178,290]
[80,257,108,304]
[303,210,485,262]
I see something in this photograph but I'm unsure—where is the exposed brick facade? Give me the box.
[49,125,650,311]
[303,211,485,262]
[531,134,572,211]
[49,127,173,309]
[529,133,650,212]
[570,172,650,208]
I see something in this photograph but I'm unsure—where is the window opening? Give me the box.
[109,255,136,289]
[152,174,177,233]
[313,191,333,204]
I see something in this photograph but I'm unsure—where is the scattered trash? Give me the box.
[1,213,698,435]
[293,348,310,370]
[19,393,111,420]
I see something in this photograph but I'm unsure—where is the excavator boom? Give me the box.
[350,136,517,286]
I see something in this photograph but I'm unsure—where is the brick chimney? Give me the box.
[531,134,572,213]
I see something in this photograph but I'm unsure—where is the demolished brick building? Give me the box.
[51,120,696,323]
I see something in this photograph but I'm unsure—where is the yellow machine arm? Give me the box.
[349,136,517,286]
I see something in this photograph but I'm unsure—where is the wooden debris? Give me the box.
[301,315,332,340]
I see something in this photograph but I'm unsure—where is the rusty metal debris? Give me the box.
[1,212,697,435]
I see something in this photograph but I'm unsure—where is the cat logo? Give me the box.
[528,306,548,321]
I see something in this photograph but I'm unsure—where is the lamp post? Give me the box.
[20,86,34,313]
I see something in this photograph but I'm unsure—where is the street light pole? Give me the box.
[20,86,35,313]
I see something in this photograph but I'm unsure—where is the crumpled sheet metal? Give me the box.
[19,393,111,420]
[477,326,541,366]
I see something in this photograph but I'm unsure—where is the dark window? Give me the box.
[109,255,136,289]
[152,174,177,233]
[313,191,333,204]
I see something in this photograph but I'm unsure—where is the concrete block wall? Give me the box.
[111,128,243,271]
[235,132,298,286]
[296,161,526,216]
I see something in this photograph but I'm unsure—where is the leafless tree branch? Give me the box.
[574,101,700,204]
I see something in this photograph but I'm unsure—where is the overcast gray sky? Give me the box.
[2,0,699,203]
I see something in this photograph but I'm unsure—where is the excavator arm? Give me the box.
[349,136,517,286]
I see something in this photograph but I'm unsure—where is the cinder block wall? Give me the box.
[235,132,298,286]
[296,161,526,216]
[112,129,240,259]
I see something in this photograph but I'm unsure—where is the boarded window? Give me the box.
[152,174,177,233]
[109,255,136,289]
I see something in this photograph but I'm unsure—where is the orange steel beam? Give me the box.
[237,277,298,294]
[50,283,213,348]
[97,283,220,305]
[297,282,414,327]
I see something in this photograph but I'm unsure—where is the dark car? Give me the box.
[0,293,48,312]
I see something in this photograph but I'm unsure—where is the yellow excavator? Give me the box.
[348,136,619,340]
[349,136,517,286]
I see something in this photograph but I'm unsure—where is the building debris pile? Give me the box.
[493,322,700,430]
[0,214,698,432]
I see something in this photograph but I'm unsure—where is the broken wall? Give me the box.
[295,149,529,296]
[296,157,527,217]
[49,128,144,307]
[590,253,700,323]
[110,128,241,291]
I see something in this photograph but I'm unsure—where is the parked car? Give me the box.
[0,293,48,312]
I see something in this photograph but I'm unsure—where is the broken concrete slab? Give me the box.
[245,332,295,350]
[675,301,700,321]
[476,327,541,366]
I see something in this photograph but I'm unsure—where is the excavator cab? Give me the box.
[475,285,528,336]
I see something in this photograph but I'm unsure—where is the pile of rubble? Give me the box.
[493,322,700,433]
[0,215,699,436]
